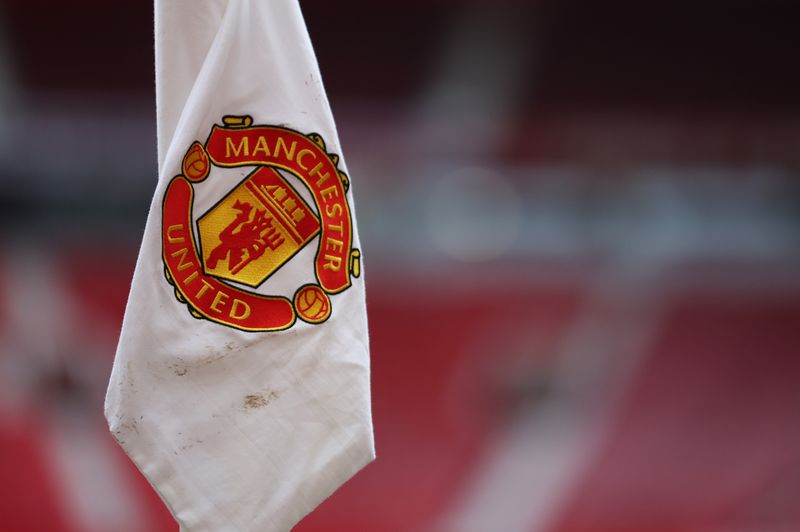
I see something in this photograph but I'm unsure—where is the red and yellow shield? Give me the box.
[161,115,360,331]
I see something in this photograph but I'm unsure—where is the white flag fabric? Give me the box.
[105,1,374,530]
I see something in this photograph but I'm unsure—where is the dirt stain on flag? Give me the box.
[243,390,280,410]
[169,351,231,376]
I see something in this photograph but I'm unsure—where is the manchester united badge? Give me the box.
[161,115,360,331]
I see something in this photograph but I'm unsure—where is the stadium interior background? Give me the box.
[0,1,799,530]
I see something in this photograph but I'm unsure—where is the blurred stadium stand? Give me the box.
[0,1,798,531]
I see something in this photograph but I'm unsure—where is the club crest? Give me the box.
[161,115,360,331]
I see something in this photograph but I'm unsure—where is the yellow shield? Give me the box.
[197,167,320,287]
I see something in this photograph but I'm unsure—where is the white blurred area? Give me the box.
[0,1,799,531]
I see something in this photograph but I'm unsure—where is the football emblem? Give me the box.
[161,115,360,331]
[294,284,331,324]
[182,141,210,182]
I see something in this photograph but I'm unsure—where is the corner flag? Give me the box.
[105,1,374,529]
